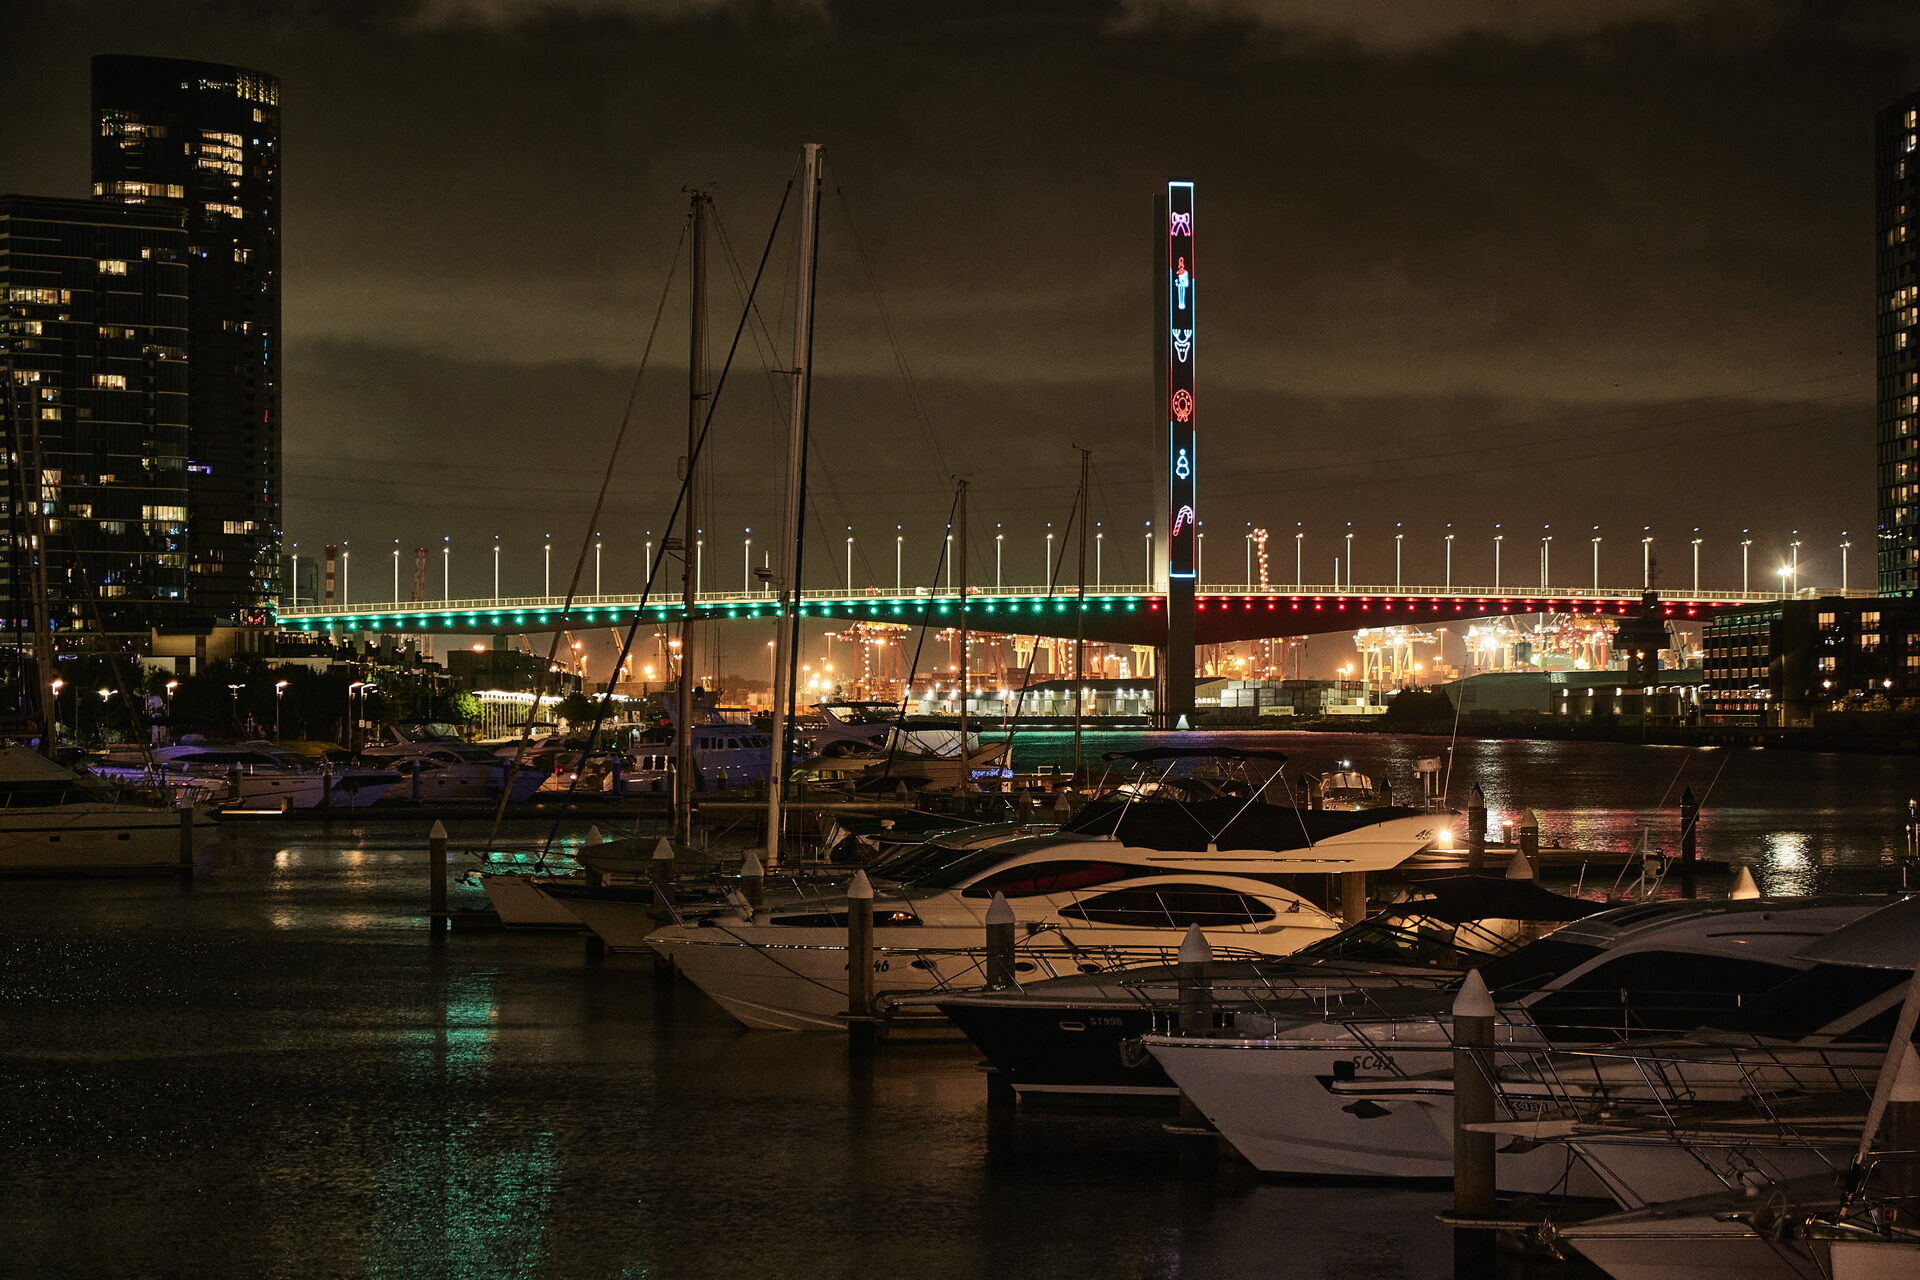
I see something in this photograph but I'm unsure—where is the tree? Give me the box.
[1382,687,1455,725]
[552,692,598,728]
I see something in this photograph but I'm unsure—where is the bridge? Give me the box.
[275,582,1772,647]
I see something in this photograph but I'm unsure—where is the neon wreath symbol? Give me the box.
[1171,389,1194,422]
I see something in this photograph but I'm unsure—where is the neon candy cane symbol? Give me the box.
[1172,505,1196,536]
[1171,389,1194,422]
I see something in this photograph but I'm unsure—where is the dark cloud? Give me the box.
[3,0,1913,601]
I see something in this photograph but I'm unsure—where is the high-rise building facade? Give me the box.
[2,195,191,639]
[92,55,281,624]
[1876,91,1920,595]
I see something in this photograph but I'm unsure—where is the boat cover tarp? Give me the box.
[1104,747,1290,765]
[0,745,80,783]
[1395,876,1605,924]
[1061,796,1421,850]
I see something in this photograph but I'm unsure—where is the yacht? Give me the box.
[1,745,209,872]
[936,873,1603,1099]
[641,786,1445,1031]
[799,722,1010,792]
[94,741,400,810]
[1141,896,1894,1187]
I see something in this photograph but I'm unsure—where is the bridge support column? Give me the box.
[1163,578,1195,726]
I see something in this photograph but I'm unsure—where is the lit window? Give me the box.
[202,202,244,219]
[141,505,187,521]
[6,287,64,304]
[97,259,128,276]
[40,407,60,420]
[91,373,128,390]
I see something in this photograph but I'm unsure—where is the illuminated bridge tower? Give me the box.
[1158,181,1198,723]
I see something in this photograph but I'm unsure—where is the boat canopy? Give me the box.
[1394,875,1605,925]
[1061,795,1424,851]
[0,745,80,783]
[1793,895,1920,969]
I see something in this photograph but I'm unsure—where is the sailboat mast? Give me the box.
[675,190,708,845]
[1073,447,1089,779]
[955,479,970,755]
[765,142,822,866]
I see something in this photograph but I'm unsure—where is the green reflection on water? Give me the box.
[366,974,556,1280]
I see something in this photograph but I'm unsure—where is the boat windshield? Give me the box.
[895,834,1079,890]
[1290,919,1487,968]
[1705,963,1909,1039]
[1472,937,1607,999]
[0,781,98,808]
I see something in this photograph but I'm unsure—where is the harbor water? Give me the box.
[5,732,1908,1278]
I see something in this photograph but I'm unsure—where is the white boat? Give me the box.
[0,745,208,873]
[1142,896,1893,1186]
[799,723,1010,792]
[94,741,399,810]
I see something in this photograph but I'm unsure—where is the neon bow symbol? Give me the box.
[1169,210,1192,236]
[1172,505,1196,536]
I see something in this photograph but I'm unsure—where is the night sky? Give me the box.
[5,0,1918,601]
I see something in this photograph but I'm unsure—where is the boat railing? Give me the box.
[1507,1038,1887,1122]
[867,942,1273,1008]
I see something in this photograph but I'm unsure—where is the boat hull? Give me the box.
[1560,1214,1825,1280]
[939,999,1174,1096]
[0,804,196,873]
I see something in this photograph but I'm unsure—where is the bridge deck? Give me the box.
[276,582,1774,645]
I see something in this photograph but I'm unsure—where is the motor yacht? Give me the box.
[936,874,1602,1099]
[1,745,209,872]
[799,722,1010,792]
[1142,896,1894,1187]
[94,740,400,810]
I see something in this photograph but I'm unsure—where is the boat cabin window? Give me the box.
[1292,919,1483,968]
[0,782,90,808]
[1057,885,1278,928]
[1524,950,1801,1042]
[960,861,1136,899]
[895,835,1073,890]
[1705,963,1909,1040]
[1474,938,1606,999]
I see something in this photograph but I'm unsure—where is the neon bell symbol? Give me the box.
[1171,328,1192,361]
[1174,258,1190,310]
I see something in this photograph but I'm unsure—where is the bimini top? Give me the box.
[1105,747,1290,765]
[1395,875,1604,925]
[1062,795,1422,851]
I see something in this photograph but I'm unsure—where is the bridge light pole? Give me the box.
[743,528,752,593]
[595,533,603,596]
[1741,531,1752,593]
[1144,521,1154,586]
[1778,563,1792,598]
[696,532,704,595]
[1343,522,1353,589]
[442,536,451,601]
[1790,533,1802,594]
[1641,528,1653,590]
[1540,524,1551,590]
[544,534,553,597]
[1045,523,1054,581]
[895,527,903,594]
[1841,534,1851,592]
[1245,522,1253,586]
[1198,521,1206,584]
[492,535,500,599]
[1690,529,1702,596]
[946,526,955,593]
[391,539,399,603]
[1493,526,1503,592]
[845,525,854,590]
[1294,523,1303,587]
[995,524,1003,590]
[1590,528,1601,592]
[1444,525,1454,590]
[1394,523,1403,589]
[340,541,350,606]
[1095,524,1104,588]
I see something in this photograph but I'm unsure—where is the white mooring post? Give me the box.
[428,819,449,936]
[1451,968,1497,1270]
[846,870,876,1054]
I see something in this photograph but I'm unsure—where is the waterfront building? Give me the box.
[92,55,282,624]
[1702,595,1920,725]
[1,195,191,642]
[1877,90,1920,594]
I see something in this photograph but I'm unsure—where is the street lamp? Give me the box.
[895,527,904,594]
[1493,526,1503,592]
[945,526,954,593]
[1841,534,1851,593]
[1095,524,1104,587]
[1641,528,1653,590]
[543,534,552,597]
[1295,523,1304,587]
[1144,521,1155,586]
[1045,523,1054,579]
[1540,525,1552,590]
[995,524,1003,590]
[1690,530,1702,596]
[743,528,753,593]
[288,542,300,608]
[274,679,288,741]
[341,542,350,605]
[1778,564,1792,599]
[1244,522,1253,586]
[845,525,854,589]
[1394,523,1403,589]
[1343,522,1353,589]
[391,539,400,603]
[492,535,501,599]
[1741,531,1752,594]
[1790,533,1801,595]
[595,533,603,595]
[1590,527,1601,592]
[442,535,450,601]
[227,682,246,734]
[1444,524,1454,591]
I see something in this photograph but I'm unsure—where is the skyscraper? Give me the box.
[92,55,281,624]
[2,195,191,640]
[1876,90,1920,595]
